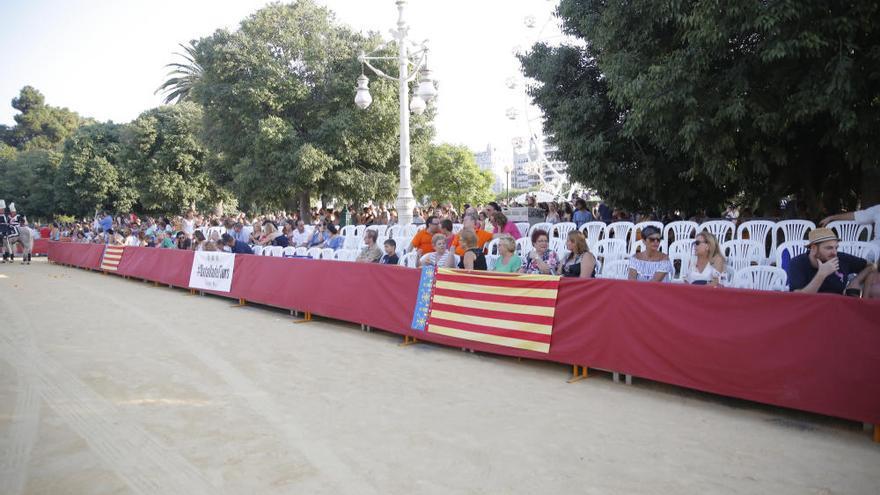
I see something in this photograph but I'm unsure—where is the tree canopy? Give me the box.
[521,0,880,217]
[190,0,434,215]
[416,143,495,211]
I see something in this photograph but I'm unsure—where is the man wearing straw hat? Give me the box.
[787,228,876,294]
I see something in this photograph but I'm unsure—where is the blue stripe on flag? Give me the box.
[410,265,436,331]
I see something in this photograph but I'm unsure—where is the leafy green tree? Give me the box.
[0,149,62,219]
[121,103,220,213]
[189,0,433,215]
[521,0,880,217]
[2,86,84,151]
[55,123,137,217]
[416,143,495,211]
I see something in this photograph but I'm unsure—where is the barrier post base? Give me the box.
[567,364,589,383]
[293,311,312,324]
[188,289,197,296]
[233,298,246,307]
[399,335,419,347]
[152,281,159,287]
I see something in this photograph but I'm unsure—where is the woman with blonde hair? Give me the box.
[684,230,727,285]
[493,234,521,273]
[418,234,455,268]
[557,231,596,278]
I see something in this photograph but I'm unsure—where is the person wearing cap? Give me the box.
[820,203,880,248]
[786,228,875,294]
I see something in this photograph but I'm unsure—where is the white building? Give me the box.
[473,144,506,193]
[511,150,541,190]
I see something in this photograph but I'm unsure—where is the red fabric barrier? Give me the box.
[47,242,880,424]
[116,246,194,288]
[47,242,104,269]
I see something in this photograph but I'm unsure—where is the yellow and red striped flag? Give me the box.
[100,245,125,272]
[426,268,561,353]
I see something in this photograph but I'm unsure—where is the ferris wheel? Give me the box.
[504,4,579,200]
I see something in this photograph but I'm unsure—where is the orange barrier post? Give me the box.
[567,364,589,383]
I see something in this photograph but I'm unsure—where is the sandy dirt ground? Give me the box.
[0,258,878,495]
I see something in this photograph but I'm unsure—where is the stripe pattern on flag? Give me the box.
[100,245,125,272]
[426,269,561,353]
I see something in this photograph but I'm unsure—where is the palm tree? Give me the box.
[155,43,202,104]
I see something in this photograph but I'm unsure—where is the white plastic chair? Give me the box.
[774,241,808,270]
[827,220,872,243]
[485,254,499,271]
[269,246,284,257]
[452,223,464,234]
[775,220,815,245]
[306,247,323,259]
[399,251,419,267]
[732,266,788,291]
[333,249,358,262]
[515,237,533,255]
[528,222,553,238]
[354,225,367,237]
[394,236,413,253]
[549,238,567,258]
[251,245,264,256]
[599,259,630,280]
[387,225,401,238]
[342,235,362,250]
[595,239,627,265]
[837,241,879,263]
[515,222,530,237]
[578,221,606,250]
[736,220,776,263]
[664,221,699,244]
[321,248,335,259]
[698,220,736,243]
[366,225,388,238]
[484,238,500,255]
[721,240,763,272]
[293,246,308,256]
[606,222,635,249]
[667,240,695,283]
[281,246,296,257]
[551,222,577,239]
[340,225,357,237]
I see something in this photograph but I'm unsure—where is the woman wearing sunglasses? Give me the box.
[684,231,727,286]
[627,226,673,282]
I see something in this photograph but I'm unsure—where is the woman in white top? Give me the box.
[684,231,726,286]
[418,234,455,268]
[627,226,674,282]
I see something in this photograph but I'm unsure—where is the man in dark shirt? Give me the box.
[787,228,875,294]
[222,233,253,255]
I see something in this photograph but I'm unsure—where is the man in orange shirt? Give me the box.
[411,216,440,256]
[452,214,493,256]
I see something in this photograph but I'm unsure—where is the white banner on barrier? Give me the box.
[189,251,236,292]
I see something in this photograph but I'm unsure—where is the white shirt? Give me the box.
[853,204,880,246]
[182,218,195,235]
[684,257,721,284]
[291,229,310,247]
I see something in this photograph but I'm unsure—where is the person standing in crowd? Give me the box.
[557,231,596,278]
[545,203,560,224]
[572,199,593,228]
[491,211,522,240]
[380,239,399,265]
[222,233,253,254]
[627,226,673,282]
[520,229,557,274]
[411,215,440,256]
[787,228,875,294]
[356,229,382,263]
[457,230,487,271]
[597,201,612,223]
[820,203,880,249]
[683,231,726,285]
[182,210,196,237]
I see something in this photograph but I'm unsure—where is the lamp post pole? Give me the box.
[504,165,512,206]
[354,0,436,228]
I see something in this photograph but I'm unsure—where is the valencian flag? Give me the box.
[410,265,437,331]
[426,269,561,353]
[100,245,125,272]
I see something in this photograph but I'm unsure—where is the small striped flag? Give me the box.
[100,245,125,272]
[426,269,561,353]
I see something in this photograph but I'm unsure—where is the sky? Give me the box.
[0,0,565,159]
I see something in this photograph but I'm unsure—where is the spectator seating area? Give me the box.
[204,219,877,291]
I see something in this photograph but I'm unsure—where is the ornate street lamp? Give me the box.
[354,0,437,227]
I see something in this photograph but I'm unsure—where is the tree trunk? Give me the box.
[298,189,310,222]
